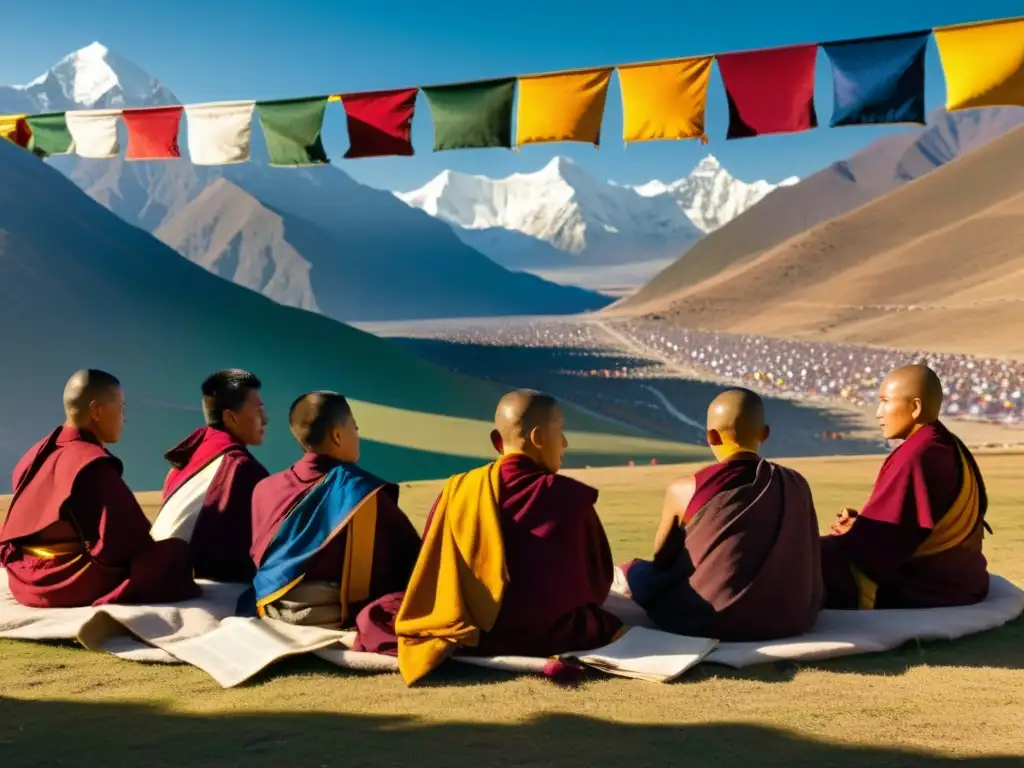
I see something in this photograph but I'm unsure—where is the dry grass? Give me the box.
[2,453,1024,766]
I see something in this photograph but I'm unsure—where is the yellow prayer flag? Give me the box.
[516,68,612,147]
[935,18,1024,111]
[0,114,31,147]
[619,57,713,143]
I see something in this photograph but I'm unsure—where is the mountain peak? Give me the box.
[694,154,721,171]
[10,43,177,112]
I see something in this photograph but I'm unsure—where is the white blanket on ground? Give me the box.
[2,569,1022,687]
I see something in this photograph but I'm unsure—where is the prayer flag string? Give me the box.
[1,15,1021,164]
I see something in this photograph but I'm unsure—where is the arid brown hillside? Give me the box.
[611,123,1024,359]
[616,108,1024,316]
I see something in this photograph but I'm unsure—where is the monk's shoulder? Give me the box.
[546,472,600,507]
[894,425,959,476]
[224,447,270,480]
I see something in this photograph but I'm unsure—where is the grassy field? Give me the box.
[2,452,1023,766]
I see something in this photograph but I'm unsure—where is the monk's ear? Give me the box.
[489,429,503,454]
[910,398,924,420]
[528,425,545,450]
[761,425,771,444]
[706,429,723,446]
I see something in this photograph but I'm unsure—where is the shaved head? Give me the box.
[877,364,944,440]
[706,388,766,445]
[289,391,353,451]
[63,369,121,418]
[62,369,124,444]
[492,389,566,472]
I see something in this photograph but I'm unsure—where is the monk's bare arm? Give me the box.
[654,475,696,553]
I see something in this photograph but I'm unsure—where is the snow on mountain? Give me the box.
[629,155,800,233]
[0,41,176,113]
[396,156,704,271]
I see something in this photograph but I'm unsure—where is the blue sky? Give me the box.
[0,1,1020,191]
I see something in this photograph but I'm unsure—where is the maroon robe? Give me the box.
[250,453,421,614]
[625,457,823,641]
[0,427,199,608]
[162,426,268,582]
[821,421,990,609]
[355,454,623,656]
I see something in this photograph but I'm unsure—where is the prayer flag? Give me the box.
[516,68,612,147]
[256,96,330,166]
[935,18,1024,110]
[618,57,713,143]
[65,109,121,158]
[422,78,515,151]
[25,113,73,157]
[0,114,32,148]
[340,88,418,159]
[122,106,183,160]
[716,45,818,139]
[823,32,929,127]
[185,101,256,165]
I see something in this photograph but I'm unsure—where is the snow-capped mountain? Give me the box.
[397,157,704,271]
[0,43,608,319]
[0,42,176,113]
[629,155,800,233]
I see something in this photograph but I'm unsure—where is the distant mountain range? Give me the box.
[0,136,695,493]
[395,155,798,289]
[0,43,607,320]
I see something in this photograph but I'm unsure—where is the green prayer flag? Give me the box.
[422,78,515,151]
[256,96,329,167]
[26,113,73,157]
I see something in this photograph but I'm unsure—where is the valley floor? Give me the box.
[2,453,1023,766]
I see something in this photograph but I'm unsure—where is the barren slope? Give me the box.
[613,124,1024,358]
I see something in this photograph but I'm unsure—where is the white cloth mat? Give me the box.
[2,569,1021,687]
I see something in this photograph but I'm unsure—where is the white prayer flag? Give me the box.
[65,109,121,158]
[185,100,256,165]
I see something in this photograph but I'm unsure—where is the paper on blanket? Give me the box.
[564,626,718,682]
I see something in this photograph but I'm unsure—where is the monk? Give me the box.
[623,388,822,641]
[0,370,199,607]
[249,391,420,629]
[151,370,269,582]
[355,389,623,685]
[821,364,990,609]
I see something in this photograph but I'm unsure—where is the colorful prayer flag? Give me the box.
[25,113,73,157]
[516,68,612,147]
[422,78,515,151]
[122,106,183,160]
[256,96,330,166]
[618,57,713,143]
[716,45,818,139]
[185,101,256,165]
[823,32,929,127]
[340,88,418,159]
[0,114,32,148]
[65,109,121,158]
[935,18,1024,111]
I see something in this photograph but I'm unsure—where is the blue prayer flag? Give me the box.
[823,31,930,127]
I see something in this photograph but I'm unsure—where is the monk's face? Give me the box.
[530,406,567,473]
[91,387,125,444]
[331,415,360,463]
[876,376,922,440]
[225,388,268,446]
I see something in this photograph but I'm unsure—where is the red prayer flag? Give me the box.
[340,88,418,158]
[716,45,818,139]
[123,106,183,160]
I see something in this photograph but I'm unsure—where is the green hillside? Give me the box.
[0,141,700,492]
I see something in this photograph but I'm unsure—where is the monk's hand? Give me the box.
[831,508,858,535]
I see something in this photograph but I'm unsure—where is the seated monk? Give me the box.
[0,370,199,607]
[249,392,420,629]
[354,389,624,685]
[623,388,822,641]
[821,364,990,609]
[150,370,269,582]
